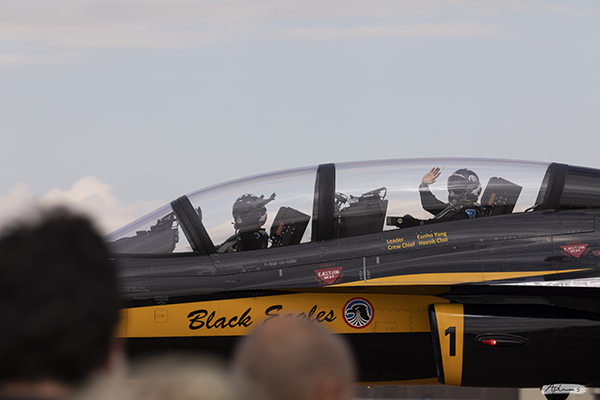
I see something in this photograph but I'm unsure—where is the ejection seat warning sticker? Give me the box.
[314,264,343,285]
[560,242,589,258]
[386,231,448,251]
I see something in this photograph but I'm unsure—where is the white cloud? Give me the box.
[0,183,37,223]
[0,177,163,235]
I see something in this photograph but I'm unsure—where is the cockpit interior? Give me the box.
[106,159,600,255]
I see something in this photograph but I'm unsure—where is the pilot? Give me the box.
[217,193,276,253]
[419,167,488,221]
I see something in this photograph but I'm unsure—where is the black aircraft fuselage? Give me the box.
[109,159,600,390]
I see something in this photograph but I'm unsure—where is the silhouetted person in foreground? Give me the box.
[0,207,124,400]
[232,318,356,400]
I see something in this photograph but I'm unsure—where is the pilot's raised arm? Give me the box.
[419,168,488,221]
[419,167,446,216]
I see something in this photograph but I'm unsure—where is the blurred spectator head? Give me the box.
[232,317,356,400]
[0,207,122,397]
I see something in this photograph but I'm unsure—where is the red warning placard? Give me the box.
[560,244,589,258]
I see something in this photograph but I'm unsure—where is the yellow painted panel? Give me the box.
[373,322,397,333]
[120,293,448,338]
[331,269,589,287]
[154,309,168,323]
[433,304,464,386]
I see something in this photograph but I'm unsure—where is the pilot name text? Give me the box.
[418,231,448,246]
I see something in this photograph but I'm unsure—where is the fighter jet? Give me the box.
[108,158,600,399]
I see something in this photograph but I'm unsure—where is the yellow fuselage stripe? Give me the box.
[330,269,589,287]
[118,293,449,338]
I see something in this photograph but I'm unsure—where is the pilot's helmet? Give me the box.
[447,169,481,204]
[232,194,268,230]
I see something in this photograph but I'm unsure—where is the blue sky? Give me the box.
[1,0,599,232]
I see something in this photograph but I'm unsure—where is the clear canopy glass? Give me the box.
[106,158,552,254]
[335,158,548,222]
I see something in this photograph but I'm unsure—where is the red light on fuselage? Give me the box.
[482,339,497,346]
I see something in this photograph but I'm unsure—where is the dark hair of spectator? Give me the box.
[0,207,121,385]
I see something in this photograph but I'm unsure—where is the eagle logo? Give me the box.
[343,298,373,328]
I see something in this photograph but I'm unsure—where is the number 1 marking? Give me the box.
[445,326,456,357]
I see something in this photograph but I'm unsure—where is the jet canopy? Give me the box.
[105,158,600,254]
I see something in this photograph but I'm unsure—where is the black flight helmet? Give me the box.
[447,169,481,204]
[232,193,276,231]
